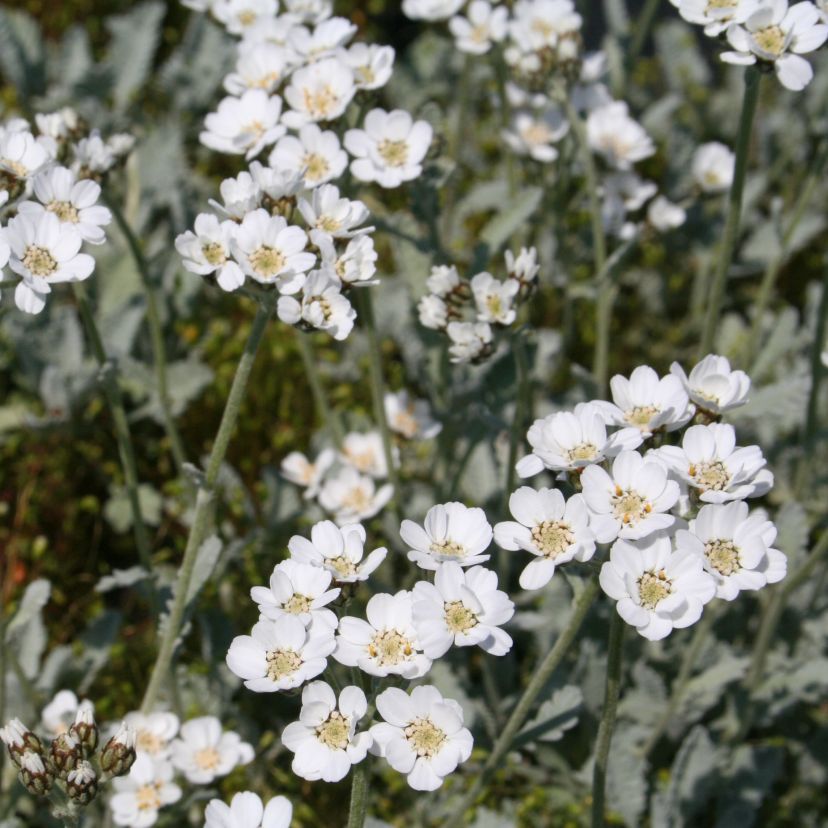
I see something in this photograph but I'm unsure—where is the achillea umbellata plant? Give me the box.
[0,0,827,825]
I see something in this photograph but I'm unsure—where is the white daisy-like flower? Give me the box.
[41,691,91,738]
[315,232,378,286]
[110,753,181,828]
[370,685,473,791]
[248,160,305,205]
[494,487,597,590]
[335,591,431,678]
[470,271,520,325]
[4,211,96,314]
[344,109,433,188]
[72,132,117,177]
[599,534,717,641]
[268,123,347,187]
[447,321,493,363]
[208,170,262,220]
[384,390,442,440]
[226,616,336,693]
[343,43,395,90]
[678,501,787,600]
[691,142,735,193]
[502,107,569,163]
[298,184,371,239]
[231,208,315,292]
[516,402,643,478]
[418,294,449,330]
[402,0,465,20]
[35,108,79,141]
[122,712,180,762]
[251,559,340,628]
[581,450,680,542]
[669,354,750,415]
[401,501,493,571]
[175,213,244,292]
[412,562,514,658]
[283,0,333,24]
[170,717,254,785]
[204,792,293,828]
[277,268,357,340]
[282,56,356,128]
[340,431,396,478]
[677,0,760,36]
[593,365,692,436]
[449,0,509,54]
[721,0,828,91]
[281,681,372,782]
[647,196,686,232]
[223,43,292,96]
[317,466,394,525]
[289,519,387,583]
[200,90,286,159]
[0,130,52,186]
[656,423,773,503]
[290,16,357,63]
[505,246,540,284]
[427,264,461,296]
[281,448,336,498]
[213,0,279,34]
[18,166,111,244]
[586,101,655,170]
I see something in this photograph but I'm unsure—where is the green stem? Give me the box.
[74,285,155,588]
[699,67,761,358]
[0,279,17,289]
[107,199,188,479]
[627,0,661,68]
[140,303,272,714]
[295,331,345,448]
[504,331,530,510]
[444,576,600,827]
[346,762,369,828]
[591,611,625,828]
[0,619,6,796]
[441,54,472,249]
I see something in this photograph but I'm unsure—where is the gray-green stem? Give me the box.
[295,330,346,448]
[699,67,761,357]
[140,303,272,714]
[346,761,369,828]
[444,575,600,827]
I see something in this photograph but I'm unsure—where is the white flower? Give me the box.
[335,591,432,678]
[315,232,378,286]
[41,691,90,737]
[505,246,540,284]
[470,271,520,325]
[447,321,493,363]
[213,0,278,35]
[581,450,680,542]
[669,354,750,414]
[594,365,692,436]
[0,130,52,185]
[175,213,244,292]
[200,90,286,159]
[122,713,180,761]
[251,559,340,628]
[249,160,305,203]
[288,519,388,583]
[418,294,449,330]
[656,423,773,503]
[587,102,655,169]
[677,501,787,600]
[402,0,465,20]
[283,0,333,23]
[4,212,95,314]
[281,448,336,498]
[601,171,657,238]
[721,0,828,91]
[18,166,111,244]
[427,265,461,297]
[268,123,347,186]
[678,0,760,36]
[412,562,514,658]
[599,534,716,641]
[401,501,493,571]
[340,431,396,478]
[73,132,116,176]
[516,402,643,478]
[281,682,372,782]
[318,466,393,525]
[343,43,395,90]
[0,718,29,749]
[345,109,433,188]
[226,616,336,692]
[370,685,473,791]
[692,142,735,193]
[231,208,315,292]
[224,44,291,95]
[204,792,293,828]
[298,184,371,239]
[170,717,254,785]
[503,107,569,163]
[290,17,357,62]
[35,108,79,141]
[449,0,509,54]
[647,195,686,231]
[506,0,582,65]
[277,268,357,340]
[384,390,442,440]
[110,753,181,827]
[571,51,613,111]
[209,170,262,220]
[494,487,596,589]
[282,56,356,128]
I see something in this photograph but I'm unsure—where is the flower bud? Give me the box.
[100,723,137,777]
[49,732,82,778]
[0,718,43,766]
[68,702,98,756]
[18,749,53,796]
[66,760,98,805]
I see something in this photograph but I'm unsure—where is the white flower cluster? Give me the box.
[0,111,129,313]
[416,248,540,363]
[507,355,786,639]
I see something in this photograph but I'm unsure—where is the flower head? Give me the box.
[109,753,181,827]
[205,792,293,828]
[288,520,388,583]
[250,559,340,628]
[169,717,254,785]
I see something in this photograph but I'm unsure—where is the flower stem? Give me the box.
[444,575,600,827]
[627,0,661,68]
[140,303,272,714]
[699,66,761,357]
[591,611,625,828]
[346,762,370,828]
[295,330,346,448]
[73,284,155,589]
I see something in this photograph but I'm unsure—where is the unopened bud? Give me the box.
[66,760,98,805]
[100,723,136,777]
[18,749,53,796]
[49,732,82,778]
[0,718,43,765]
[68,702,98,755]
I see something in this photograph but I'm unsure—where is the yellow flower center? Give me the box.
[404,718,446,757]
[531,520,574,558]
[688,461,731,492]
[392,410,419,439]
[356,65,375,85]
[316,712,350,749]
[202,242,227,267]
[521,123,552,146]
[253,71,281,89]
[135,784,162,811]
[237,9,256,25]
[341,486,372,514]
[566,442,598,463]
[611,487,652,526]
[377,139,409,168]
[707,0,736,10]
[625,405,659,428]
[346,448,378,473]
[1,159,28,177]
[329,555,358,579]
[429,538,467,559]
[367,629,414,666]
[705,539,741,576]
[249,245,286,279]
[444,601,478,633]
[283,593,314,614]
[637,570,672,610]
[486,294,503,317]
[22,245,58,278]
[317,215,342,233]
[303,86,338,120]
[753,25,786,56]
[136,730,163,755]
[46,200,79,223]
[194,746,220,771]
[303,152,330,183]
[266,648,302,681]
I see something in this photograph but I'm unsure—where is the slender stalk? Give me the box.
[0,279,17,289]
[441,54,472,248]
[627,0,661,68]
[444,576,600,827]
[591,612,624,828]
[107,199,188,478]
[140,304,272,714]
[699,67,761,357]
[504,330,530,509]
[346,762,369,828]
[74,285,154,584]
[295,331,345,448]
[0,618,6,796]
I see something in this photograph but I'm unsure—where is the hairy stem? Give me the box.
[346,762,369,828]
[295,330,345,448]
